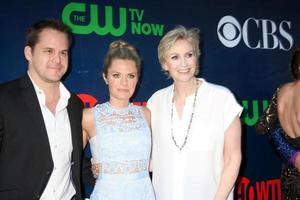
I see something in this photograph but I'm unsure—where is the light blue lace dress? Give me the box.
[89,102,156,200]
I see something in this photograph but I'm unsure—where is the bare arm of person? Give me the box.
[142,106,153,172]
[142,106,151,127]
[81,108,97,185]
[83,108,101,178]
[214,116,242,200]
[82,108,96,148]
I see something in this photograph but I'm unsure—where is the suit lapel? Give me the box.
[19,75,52,156]
[67,96,79,162]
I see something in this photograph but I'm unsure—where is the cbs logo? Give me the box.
[217,15,293,50]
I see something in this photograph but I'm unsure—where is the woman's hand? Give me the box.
[91,159,100,178]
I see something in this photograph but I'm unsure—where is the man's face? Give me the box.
[25,28,69,85]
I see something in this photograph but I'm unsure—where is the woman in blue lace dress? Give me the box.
[82,40,156,200]
[256,45,300,199]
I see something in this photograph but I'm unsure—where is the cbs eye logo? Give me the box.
[217,16,241,48]
[217,15,293,51]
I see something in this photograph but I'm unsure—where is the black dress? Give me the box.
[256,89,300,199]
[280,134,300,199]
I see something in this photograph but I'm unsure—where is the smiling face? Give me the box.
[25,28,69,86]
[162,39,198,84]
[103,58,139,107]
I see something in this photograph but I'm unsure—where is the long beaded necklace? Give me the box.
[171,82,198,151]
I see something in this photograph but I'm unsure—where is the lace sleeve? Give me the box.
[255,89,279,134]
[256,87,299,166]
[270,127,298,164]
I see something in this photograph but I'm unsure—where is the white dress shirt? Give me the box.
[147,78,243,200]
[28,73,75,200]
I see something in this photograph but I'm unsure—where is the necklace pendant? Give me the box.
[170,84,198,151]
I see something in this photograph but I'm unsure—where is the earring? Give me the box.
[102,74,108,85]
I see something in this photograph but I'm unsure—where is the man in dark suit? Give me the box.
[0,19,88,200]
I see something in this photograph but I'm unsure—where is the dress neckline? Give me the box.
[106,102,131,111]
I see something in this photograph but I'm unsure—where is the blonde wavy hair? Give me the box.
[158,25,201,76]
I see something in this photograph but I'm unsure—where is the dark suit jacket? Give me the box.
[0,75,85,200]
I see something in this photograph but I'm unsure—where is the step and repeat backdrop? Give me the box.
[0,0,300,199]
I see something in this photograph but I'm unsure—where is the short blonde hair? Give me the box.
[158,25,201,76]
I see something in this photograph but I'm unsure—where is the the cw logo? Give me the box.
[62,2,164,37]
[62,2,126,36]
